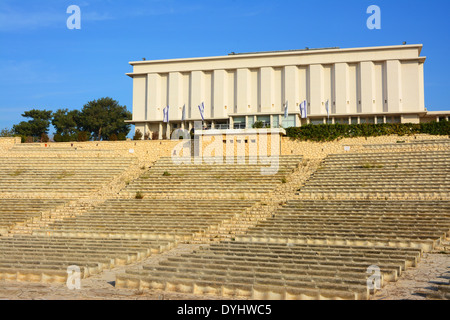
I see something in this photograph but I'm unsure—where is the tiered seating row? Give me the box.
[239,200,450,251]
[299,151,450,197]
[116,241,422,300]
[363,139,450,149]
[9,145,117,153]
[0,157,136,197]
[0,235,175,283]
[121,155,303,198]
[0,199,69,235]
[33,199,257,241]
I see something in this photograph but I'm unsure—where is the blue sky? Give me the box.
[0,0,449,134]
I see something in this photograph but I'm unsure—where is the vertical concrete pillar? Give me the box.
[158,123,163,140]
[386,60,403,112]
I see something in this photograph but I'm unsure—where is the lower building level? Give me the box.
[129,110,450,140]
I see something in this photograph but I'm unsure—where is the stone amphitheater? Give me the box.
[0,135,448,300]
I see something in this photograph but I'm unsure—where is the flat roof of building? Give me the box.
[129,44,423,66]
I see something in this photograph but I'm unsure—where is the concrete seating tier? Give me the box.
[0,157,136,197]
[121,155,303,198]
[0,235,175,283]
[9,145,117,154]
[33,199,257,241]
[238,200,450,252]
[298,151,450,198]
[115,241,422,300]
[363,139,450,149]
[0,199,69,235]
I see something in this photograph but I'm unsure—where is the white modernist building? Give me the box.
[127,44,449,139]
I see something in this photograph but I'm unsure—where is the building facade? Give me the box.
[127,44,448,139]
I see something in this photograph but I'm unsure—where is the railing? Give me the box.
[215,124,229,130]
[233,123,246,129]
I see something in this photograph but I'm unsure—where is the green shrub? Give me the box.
[135,191,144,199]
[133,129,143,140]
[53,133,78,142]
[163,171,171,176]
[9,169,24,176]
[253,121,270,129]
[40,133,49,143]
[285,121,449,142]
[77,131,90,142]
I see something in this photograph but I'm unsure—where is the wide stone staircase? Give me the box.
[115,148,449,300]
[1,143,449,300]
[116,200,449,299]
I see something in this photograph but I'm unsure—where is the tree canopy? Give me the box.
[52,109,80,136]
[13,109,53,138]
[77,97,132,141]
[0,128,15,137]
[11,97,131,142]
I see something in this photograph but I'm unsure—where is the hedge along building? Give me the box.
[126,44,449,140]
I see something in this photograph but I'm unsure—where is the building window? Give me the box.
[233,117,245,129]
[310,119,323,125]
[335,118,348,124]
[377,117,384,124]
[393,116,401,123]
[256,116,271,128]
[282,115,296,128]
[272,115,279,128]
[351,117,358,125]
[215,121,229,130]
[247,116,255,128]
[326,118,333,124]
[367,117,375,124]
[386,117,393,124]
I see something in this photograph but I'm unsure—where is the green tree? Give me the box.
[52,109,80,136]
[0,128,15,137]
[78,97,131,140]
[13,109,53,138]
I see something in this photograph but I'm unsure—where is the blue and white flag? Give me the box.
[284,101,289,119]
[181,104,186,121]
[300,100,308,119]
[325,100,330,119]
[163,106,170,123]
[198,102,205,121]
